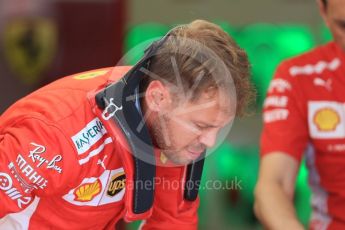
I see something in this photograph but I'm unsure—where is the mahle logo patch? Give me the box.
[107,172,125,197]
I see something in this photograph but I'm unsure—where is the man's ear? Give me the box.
[317,0,329,27]
[145,80,172,112]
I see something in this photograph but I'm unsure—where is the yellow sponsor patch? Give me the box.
[74,179,102,202]
[73,69,108,80]
[314,108,340,131]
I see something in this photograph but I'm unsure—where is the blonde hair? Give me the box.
[143,19,255,116]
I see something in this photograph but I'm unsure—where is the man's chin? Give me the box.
[163,149,201,165]
[167,153,193,165]
[169,153,197,165]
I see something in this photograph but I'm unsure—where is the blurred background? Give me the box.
[0,0,331,229]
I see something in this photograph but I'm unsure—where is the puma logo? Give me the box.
[314,78,332,91]
[97,155,107,170]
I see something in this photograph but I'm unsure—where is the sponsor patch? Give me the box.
[107,172,125,197]
[263,109,289,123]
[62,168,125,206]
[308,101,345,139]
[97,155,107,170]
[16,155,48,190]
[28,143,62,174]
[0,172,32,208]
[72,118,108,155]
[267,79,291,93]
[264,96,288,108]
[74,179,102,202]
[313,78,332,91]
[289,58,340,76]
[314,108,340,132]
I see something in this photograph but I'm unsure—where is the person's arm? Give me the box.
[256,60,310,229]
[0,117,78,217]
[254,152,304,230]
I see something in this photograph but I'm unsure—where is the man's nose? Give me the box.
[198,128,218,148]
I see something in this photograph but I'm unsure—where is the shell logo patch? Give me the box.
[74,179,102,202]
[107,172,125,197]
[308,101,345,139]
[73,69,108,80]
[313,108,340,132]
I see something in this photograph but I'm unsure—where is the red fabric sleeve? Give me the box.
[0,117,79,217]
[140,166,199,230]
[260,62,309,162]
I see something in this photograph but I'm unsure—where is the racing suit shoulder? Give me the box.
[277,42,339,79]
[1,66,132,124]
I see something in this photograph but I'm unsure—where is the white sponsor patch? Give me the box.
[263,109,289,123]
[62,168,125,206]
[0,172,32,208]
[268,79,291,93]
[72,118,108,155]
[9,157,48,192]
[308,101,345,139]
[264,96,288,108]
[289,58,340,77]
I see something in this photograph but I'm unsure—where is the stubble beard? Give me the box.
[150,114,191,165]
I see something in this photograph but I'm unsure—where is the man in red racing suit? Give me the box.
[0,66,199,229]
[255,1,345,229]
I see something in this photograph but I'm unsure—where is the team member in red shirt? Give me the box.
[255,0,345,229]
[0,20,254,229]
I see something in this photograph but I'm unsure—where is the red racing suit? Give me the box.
[261,42,345,230]
[0,66,199,229]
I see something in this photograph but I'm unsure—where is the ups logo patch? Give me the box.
[107,172,125,197]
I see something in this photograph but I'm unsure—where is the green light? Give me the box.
[124,23,170,65]
[237,24,315,106]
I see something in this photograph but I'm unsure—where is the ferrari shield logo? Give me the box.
[3,18,57,85]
